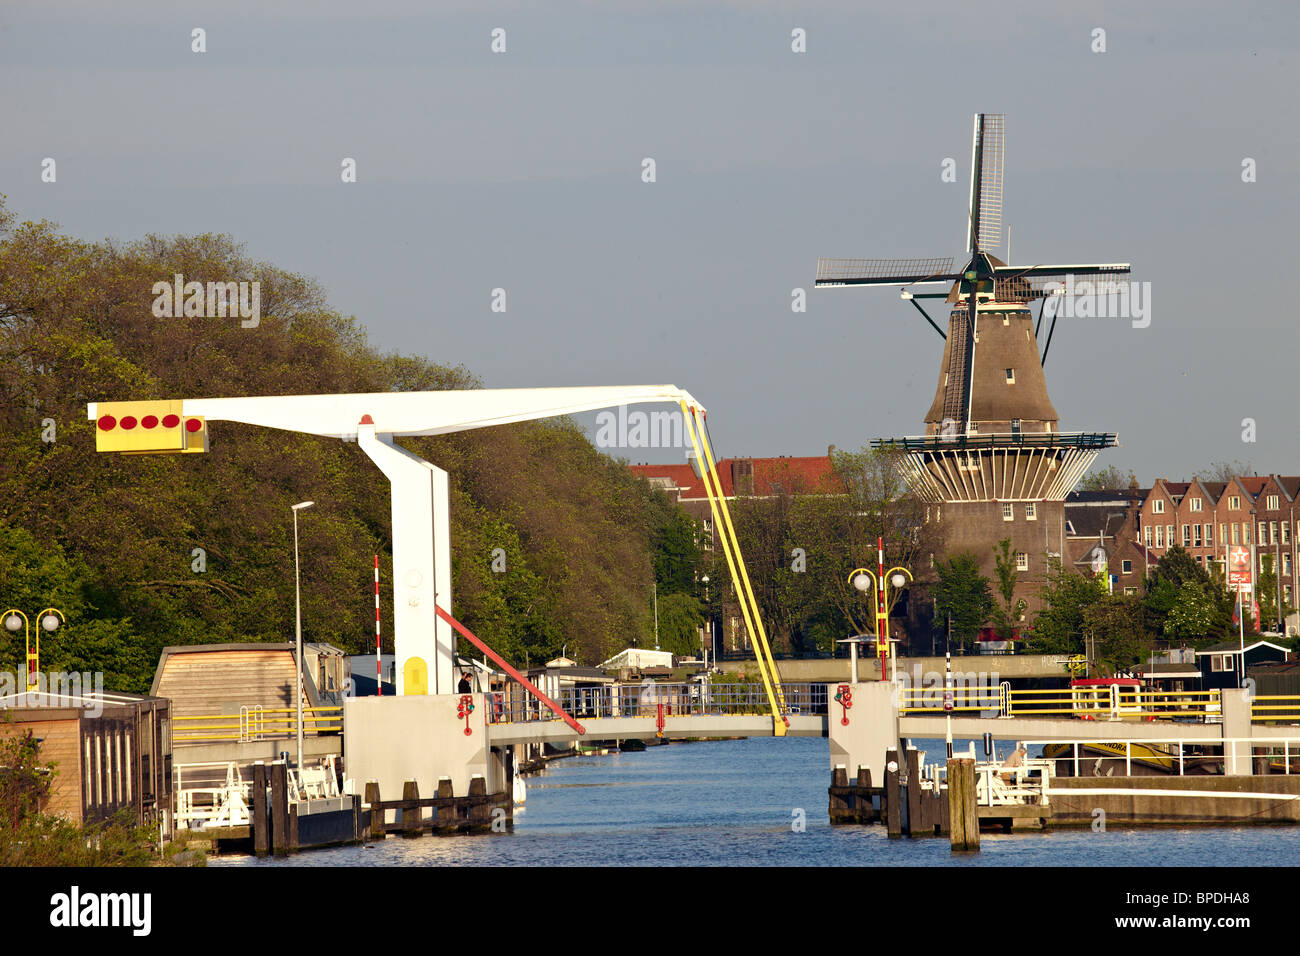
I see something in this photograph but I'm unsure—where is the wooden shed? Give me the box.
[0,691,171,829]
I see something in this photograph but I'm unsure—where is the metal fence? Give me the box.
[489,682,826,724]
[900,684,1223,721]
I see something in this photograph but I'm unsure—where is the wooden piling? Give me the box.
[401,780,422,837]
[468,776,489,830]
[905,749,923,836]
[252,762,269,856]
[885,749,902,838]
[855,767,872,823]
[436,778,457,835]
[947,757,980,851]
[365,781,384,840]
[288,802,299,852]
[270,761,289,855]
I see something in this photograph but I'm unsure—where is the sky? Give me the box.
[3,0,1298,484]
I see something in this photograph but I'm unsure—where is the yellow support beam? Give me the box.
[681,404,785,736]
[692,407,788,715]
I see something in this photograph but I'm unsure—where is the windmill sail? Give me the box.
[815,257,957,288]
[967,113,1004,253]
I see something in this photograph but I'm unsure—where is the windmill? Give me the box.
[816,113,1127,505]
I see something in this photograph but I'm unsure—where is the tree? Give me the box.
[1197,460,1256,483]
[1082,594,1152,674]
[1029,556,1107,656]
[653,592,704,657]
[1078,464,1135,491]
[931,553,992,653]
[990,538,1027,640]
[1142,544,1231,643]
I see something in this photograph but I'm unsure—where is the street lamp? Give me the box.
[847,537,913,685]
[292,500,315,770]
[3,607,63,691]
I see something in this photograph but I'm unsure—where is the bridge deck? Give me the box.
[488,714,825,746]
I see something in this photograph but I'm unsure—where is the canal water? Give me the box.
[212,736,1300,867]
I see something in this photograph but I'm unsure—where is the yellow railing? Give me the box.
[900,687,1222,720]
[173,706,344,743]
[1252,696,1300,723]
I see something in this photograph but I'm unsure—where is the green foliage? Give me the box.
[1028,557,1107,655]
[1082,594,1150,674]
[931,553,992,651]
[653,510,702,596]
[725,445,944,657]
[1078,464,1135,491]
[654,592,704,657]
[990,538,1026,641]
[0,198,676,681]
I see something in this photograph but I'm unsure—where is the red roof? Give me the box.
[629,456,843,500]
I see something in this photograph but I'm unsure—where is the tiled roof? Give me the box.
[630,456,843,500]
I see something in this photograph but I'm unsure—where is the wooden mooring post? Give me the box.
[270,760,290,855]
[884,749,902,837]
[365,781,384,840]
[401,781,422,837]
[252,762,269,857]
[947,757,980,851]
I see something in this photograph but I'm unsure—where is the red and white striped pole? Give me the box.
[374,554,383,696]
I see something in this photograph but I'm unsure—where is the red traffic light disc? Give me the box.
[97,415,117,431]
[185,418,202,433]
[142,415,159,429]
[162,414,180,428]
[120,416,138,430]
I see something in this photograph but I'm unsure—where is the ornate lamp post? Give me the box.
[3,607,64,691]
[848,536,913,684]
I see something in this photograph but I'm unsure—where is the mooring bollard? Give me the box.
[885,749,902,837]
[401,780,422,837]
[365,780,384,840]
[253,762,269,856]
[947,757,980,851]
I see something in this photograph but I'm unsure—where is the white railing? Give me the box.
[1034,737,1300,777]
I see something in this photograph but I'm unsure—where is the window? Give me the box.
[1155,526,1164,548]
[1011,418,1022,437]
[1259,521,1267,544]
[1232,524,1240,545]
[1270,521,1278,544]
[1144,526,1152,547]
[1122,559,1133,574]
[1220,523,1228,545]
[1182,525,1191,547]
[1268,494,1279,511]
[1284,522,1291,545]
[1229,495,1241,510]
[1005,368,1015,383]
[1193,525,1202,548]
[1246,523,1253,545]
[1284,553,1292,577]
[1123,586,1137,596]
[1025,502,1037,520]
[1002,502,1013,521]
[1205,523,1213,546]
[1167,525,1174,547]
[1190,497,1202,513]
[1211,654,1232,673]
[1153,499,1166,515]
[1286,584,1293,607]
[1016,552,1029,571]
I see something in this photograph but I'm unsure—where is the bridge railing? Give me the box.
[172,706,344,743]
[899,686,1224,721]
[489,682,827,725]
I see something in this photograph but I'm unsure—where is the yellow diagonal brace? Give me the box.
[681,403,785,736]
[693,407,788,715]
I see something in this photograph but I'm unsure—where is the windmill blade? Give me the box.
[992,263,1131,303]
[816,257,957,288]
[966,113,1004,253]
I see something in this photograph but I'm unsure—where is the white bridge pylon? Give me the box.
[89,386,703,697]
